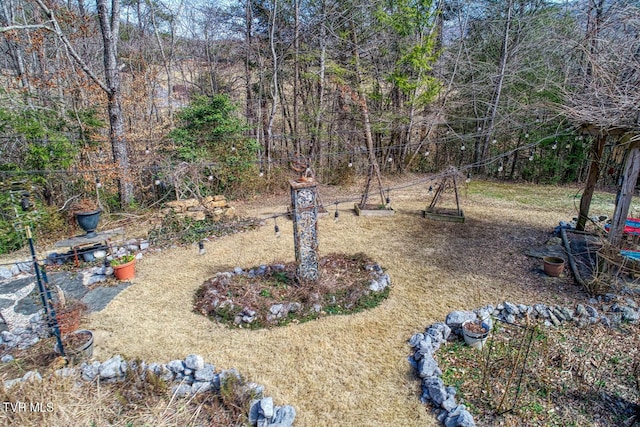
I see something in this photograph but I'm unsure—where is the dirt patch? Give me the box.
[194,253,390,328]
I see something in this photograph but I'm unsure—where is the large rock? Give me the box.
[445,405,476,427]
[418,354,442,378]
[194,363,216,382]
[99,355,124,380]
[423,376,447,406]
[167,360,185,373]
[184,354,205,371]
[258,397,274,419]
[0,268,12,280]
[445,311,477,335]
[271,405,296,427]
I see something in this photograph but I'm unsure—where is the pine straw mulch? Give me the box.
[438,319,640,427]
[194,253,390,328]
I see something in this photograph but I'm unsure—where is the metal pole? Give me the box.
[25,226,65,357]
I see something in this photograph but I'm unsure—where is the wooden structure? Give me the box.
[54,228,124,266]
[575,125,639,246]
[423,170,465,223]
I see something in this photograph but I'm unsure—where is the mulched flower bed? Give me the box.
[438,321,640,426]
[194,253,390,329]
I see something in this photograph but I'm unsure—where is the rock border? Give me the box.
[3,353,295,427]
[409,290,640,427]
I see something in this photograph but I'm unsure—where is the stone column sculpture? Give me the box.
[290,179,319,281]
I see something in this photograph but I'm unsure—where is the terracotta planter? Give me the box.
[113,259,136,280]
[543,256,565,277]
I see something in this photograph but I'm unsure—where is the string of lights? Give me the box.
[0,129,582,178]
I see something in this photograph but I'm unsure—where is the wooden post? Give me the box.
[290,179,319,281]
[608,144,640,246]
[576,133,606,231]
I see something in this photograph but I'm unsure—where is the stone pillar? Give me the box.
[290,179,319,281]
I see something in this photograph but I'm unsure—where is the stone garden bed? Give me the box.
[194,253,391,329]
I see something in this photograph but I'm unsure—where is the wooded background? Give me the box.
[0,0,638,210]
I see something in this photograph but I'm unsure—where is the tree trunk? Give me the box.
[311,0,327,171]
[480,0,513,170]
[576,133,606,231]
[293,0,300,155]
[608,144,640,246]
[244,0,258,147]
[265,0,278,172]
[351,19,384,208]
[97,0,133,206]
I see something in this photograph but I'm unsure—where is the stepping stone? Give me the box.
[82,283,131,312]
[0,277,35,295]
[14,293,42,315]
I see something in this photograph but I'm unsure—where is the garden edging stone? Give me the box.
[410,291,640,427]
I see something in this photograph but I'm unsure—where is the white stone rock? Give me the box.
[184,354,204,371]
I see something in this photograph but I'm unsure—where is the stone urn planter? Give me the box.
[111,255,136,280]
[55,329,94,363]
[75,209,102,238]
[72,199,102,238]
[462,320,490,350]
[543,256,565,277]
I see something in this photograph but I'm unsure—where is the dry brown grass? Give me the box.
[3,177,622,426]
[83,178,591,427]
